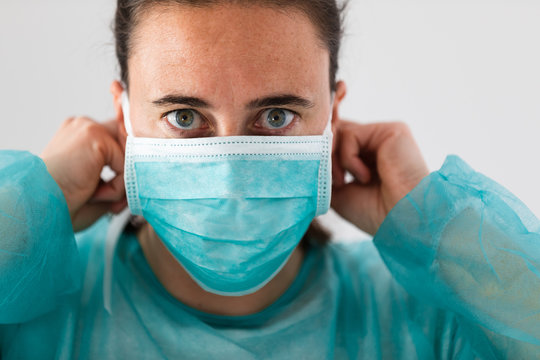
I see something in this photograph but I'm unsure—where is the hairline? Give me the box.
[123,1,337,90]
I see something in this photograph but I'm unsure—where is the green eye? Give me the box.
[166,110,199,129]
[263,109,294,129]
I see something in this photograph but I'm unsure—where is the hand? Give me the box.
[331,120,429,235]
[41,117,126,232]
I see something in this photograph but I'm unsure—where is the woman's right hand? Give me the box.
[41,117,126,232]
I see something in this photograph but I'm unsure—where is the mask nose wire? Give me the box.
[104,91,335,310]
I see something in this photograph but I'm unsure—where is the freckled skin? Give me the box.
[108,4,347,316]
[46,1,428,319]
[126,4,334,138]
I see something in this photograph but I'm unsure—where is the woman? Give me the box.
[0,0,538,358]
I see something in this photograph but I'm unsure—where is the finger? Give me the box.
[101,119,119,140]
[94,120,125,176]
[338,130,372,184]
[348,121,411,153]
[332,130,345,187]
[72,198,128,232]
[110,199,128,214]
[72,203,112,232]
[332,151,345,187]
[101,132,125,176]
[91,174,125,202]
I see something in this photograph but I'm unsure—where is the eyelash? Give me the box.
[255,108,298,132]
[162,109,207,133]
[161,108,300,134]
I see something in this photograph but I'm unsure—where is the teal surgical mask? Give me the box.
[121,92,333,296]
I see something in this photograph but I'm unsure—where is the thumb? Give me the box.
[91,174,125,202]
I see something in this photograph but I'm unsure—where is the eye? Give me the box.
[165,109,203,130]
[258,108,295,130]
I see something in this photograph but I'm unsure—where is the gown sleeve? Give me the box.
[373,155,540,358]
[0,151,81,324]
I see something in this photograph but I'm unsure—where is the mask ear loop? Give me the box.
[105,91,336,308]
[323,93,336,136]
[103,88,133,315]
[121,91,134,137]
[103,208,131,315]
[316,93,335,217]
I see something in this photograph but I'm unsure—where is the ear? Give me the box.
[331,80,347,138]
[110,80,127,143]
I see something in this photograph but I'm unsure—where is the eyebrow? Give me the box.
[152,95,210,108]
[152,94,315,110]
[247,95,315,109]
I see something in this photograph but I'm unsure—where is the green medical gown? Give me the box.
[0,151,539,359]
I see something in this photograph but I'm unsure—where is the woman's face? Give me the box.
[115,4,345,138]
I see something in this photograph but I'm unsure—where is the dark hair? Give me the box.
[114,0,342,247]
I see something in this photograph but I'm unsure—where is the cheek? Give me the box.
[291,119,325,137]
[129,107,163,138]
[131,115,153,137]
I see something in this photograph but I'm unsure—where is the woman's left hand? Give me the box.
[331,120,430,235]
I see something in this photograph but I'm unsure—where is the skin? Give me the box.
[41,4,429,316]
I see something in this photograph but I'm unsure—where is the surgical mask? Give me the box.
[121,92,333,296]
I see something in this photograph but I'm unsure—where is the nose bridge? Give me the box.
[211,71,250,136]
[214,112,246,137]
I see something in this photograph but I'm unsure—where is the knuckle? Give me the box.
[72,116,90,125]
[61,116,78,129]
[67,117,92,135]
[90,138,107,158]
[64,116,76,124]
[78,119,104,139]
[395,121,410,131]
[387,121,411,137]
[60,117,96,136]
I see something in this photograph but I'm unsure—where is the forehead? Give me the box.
[128,4,330,101]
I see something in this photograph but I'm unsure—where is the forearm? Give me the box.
[373,155,540,354]
[0,151,81,323]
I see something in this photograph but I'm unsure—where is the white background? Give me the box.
[1,0,539,241]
